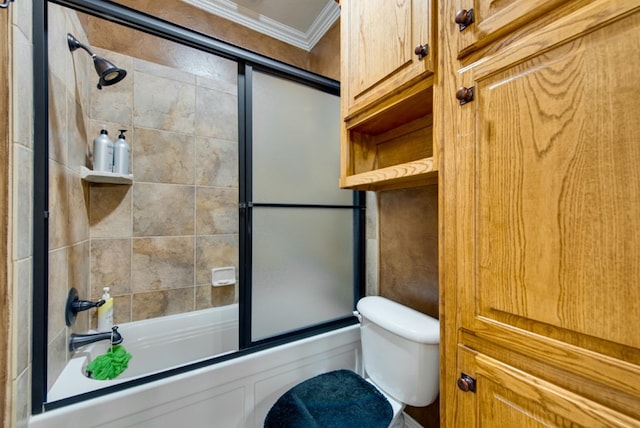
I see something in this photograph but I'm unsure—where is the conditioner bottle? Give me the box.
[113,129,130,175]
[97,287,114,331]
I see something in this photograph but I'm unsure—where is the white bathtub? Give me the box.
[47,304,239,401]
[31,317,361,428]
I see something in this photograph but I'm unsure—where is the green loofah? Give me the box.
[86,345,132,380]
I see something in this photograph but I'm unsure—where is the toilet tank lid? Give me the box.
[357,296,439,344]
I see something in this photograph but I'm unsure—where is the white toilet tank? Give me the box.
[357,296,440,407]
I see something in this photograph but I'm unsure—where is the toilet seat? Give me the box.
[265,370,394,428]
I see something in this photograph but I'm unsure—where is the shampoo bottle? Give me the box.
[93,126,114,172]
[113,129,130,175]
[97,287,114,331]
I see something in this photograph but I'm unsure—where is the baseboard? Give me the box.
[403,412,423,428]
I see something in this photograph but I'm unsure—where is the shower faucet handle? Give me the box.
[65,288,105,326]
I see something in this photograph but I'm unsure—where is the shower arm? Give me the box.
[67,34,97,58]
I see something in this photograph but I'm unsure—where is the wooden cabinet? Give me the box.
[339,0,437,191]
[453,0,566,58]
[441,0,640,426]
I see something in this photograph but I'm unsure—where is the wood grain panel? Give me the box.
[474,3,640,350]
[475,352,640,427]
[456,0,567,58]
[341,0,434,116]
[442,0,640,425]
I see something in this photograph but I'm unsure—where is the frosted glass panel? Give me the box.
[251,208,354,341]
[252,71,352,205]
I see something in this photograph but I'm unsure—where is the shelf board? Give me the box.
[339,157,437,191]
[80,166,133,184]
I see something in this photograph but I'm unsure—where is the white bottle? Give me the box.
[93,126,114,172]
[97,287,114,331]
[113,129,130,175]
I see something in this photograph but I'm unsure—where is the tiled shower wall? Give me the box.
[46,4,239,389]
[86,48,239,324]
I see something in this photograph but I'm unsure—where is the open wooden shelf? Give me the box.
[340,79,437,191]
[339,158,437,191]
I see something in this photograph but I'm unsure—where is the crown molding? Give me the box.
[182,0,340,51]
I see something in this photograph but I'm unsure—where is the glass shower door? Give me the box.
[249,70,357,342]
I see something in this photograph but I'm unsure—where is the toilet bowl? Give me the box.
[366,378,405,428]
[264,296,440,428]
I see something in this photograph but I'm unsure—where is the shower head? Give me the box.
[67,33,127,90]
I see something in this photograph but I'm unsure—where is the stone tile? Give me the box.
[113,295,132,325]
[366,238,379,297]
[67,96,90,170]
[195,283,237,310]
[133,58,195,85]
[12,145,32,260]
[195,235,239,286]
[132,288,195,321]
[66,13,92,110]
[47,5,68,84]
[196,187,238,235]
[12,29,33,149]
[48,73,68,165]
[366,191,378,240]
[48,247,68,341]
[48,161,69,251]
[132,183,194,237]
[89,48,133,126]
[195,137,238,188]
[67,171,90,245]
[196,70,237,95]
[13,259,31,378]
[132,236,195,292]
[90,238,131,299]
[195,87,237,141]
[89,182,132,239]
[69,241,91,333]
[13,366,30,428]
[46,329,67,391]
[12,0,32,42]
[133,127,194,185]
[133,71,195,134]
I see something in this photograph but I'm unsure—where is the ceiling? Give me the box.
[182,0,340,51]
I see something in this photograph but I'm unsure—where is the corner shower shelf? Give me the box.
[80,166,133,184]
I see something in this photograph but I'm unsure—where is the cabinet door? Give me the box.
[453,0,566,57]
[341,0,434,117]
[456,348,640,428]
[447,0,640,423]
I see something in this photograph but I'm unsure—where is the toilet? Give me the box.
[265,296,440,428]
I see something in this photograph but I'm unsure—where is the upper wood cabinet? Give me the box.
[339,0,437,191]
[341,0,434,117]
[441,0,640,426]
[452,0,567,58]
